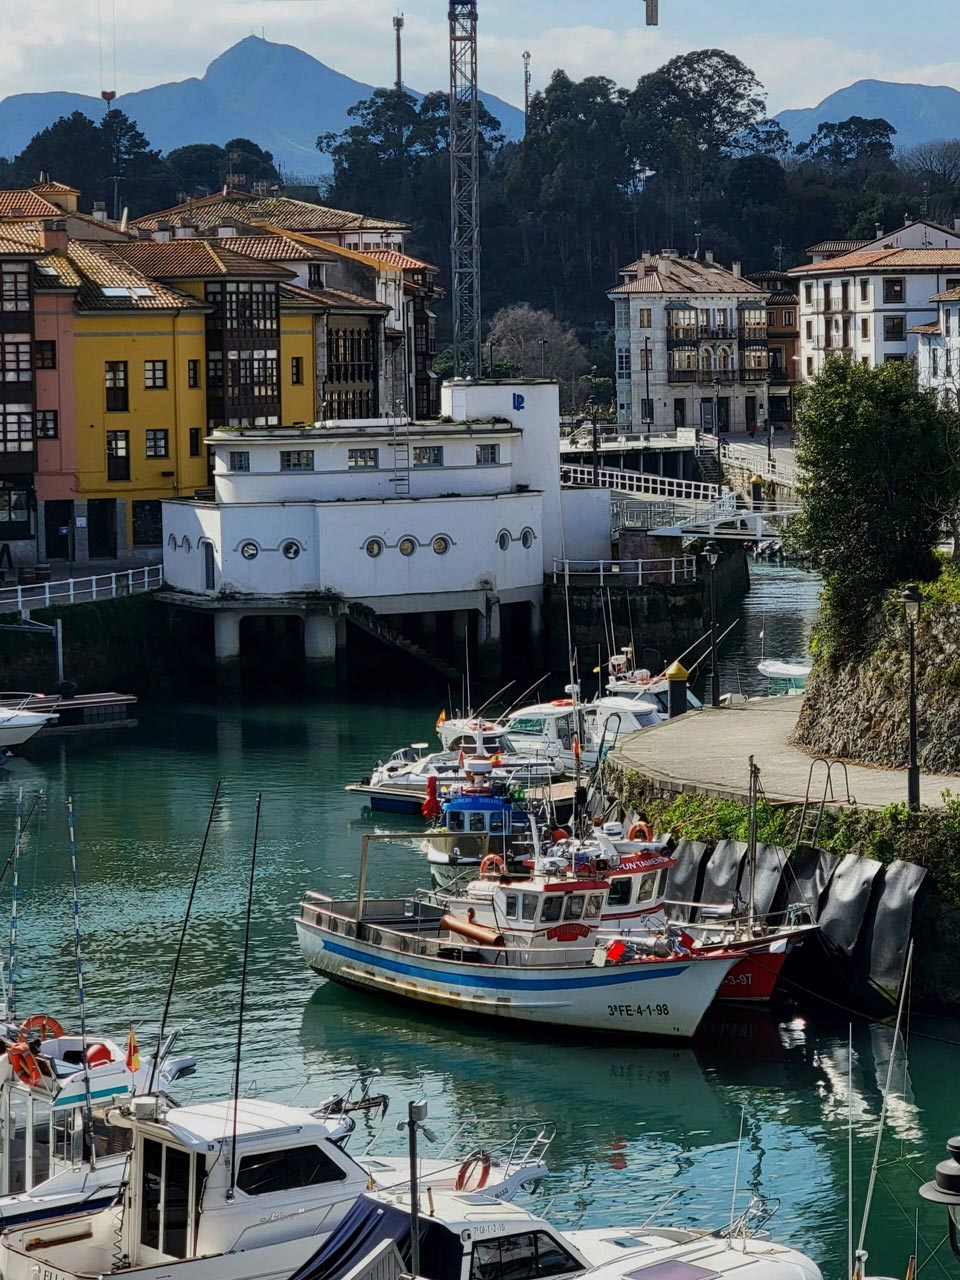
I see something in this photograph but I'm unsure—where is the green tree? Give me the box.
[795,358,960,656]
[166,143,227,196]
[795,116,896,169]
[9,111,107,194]
[222,137,281,187]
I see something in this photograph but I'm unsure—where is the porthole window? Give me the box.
[181,537,192,553]
[282,541,301,560]
[521,528,535,549]
[365,538,384,558]
[167,535,176,550]
[240,541,259,560]
[432,535,450,556]
[497,530,511,552]
[398,537,417,557]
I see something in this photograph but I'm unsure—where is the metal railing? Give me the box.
[553,556,697,586]
[561,462,719,502]
[701,436,799,488]
[0,565,163,614]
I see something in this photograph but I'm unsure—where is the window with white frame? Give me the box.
[229,451,250,472]
[614,299,630,329]
[933,348,940,376]
[145,429,169,457]
[1,335,31,382]
[616,346,631,377]
[636,307,652,327]
[946,309,953,338]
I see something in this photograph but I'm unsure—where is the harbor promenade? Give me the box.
[610,697,960,810]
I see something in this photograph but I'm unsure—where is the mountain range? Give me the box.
[0,36,525,179]
[776,79,960,150]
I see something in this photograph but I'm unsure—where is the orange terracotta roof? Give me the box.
[0,190,62,218]
[806,239,870,255]
[910,321,941,334]
[0,227,42,256]
[32,180,79,194]
[215,234,332,263]
[107,239,294,280]
[609,255,764,296]
[66,242,207,311]
[132,191,408,235]
[34,253,82,288]
[931,285,960,301]
[280,281,388,313]
[365,248,438,272]
[792,247,960,274]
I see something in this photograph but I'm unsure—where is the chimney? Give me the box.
[174,220,197,239]
[904,214,913,226]
[705,249,714,264]
[732,260,742,278]
[137,228,152,240]
[875,222,883,238]
[92,201,107,223]
[40,219,68,253]
[954,218,960,234]
[218,223,239,238]
[153,220,173,243]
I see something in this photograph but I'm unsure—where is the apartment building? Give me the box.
[609,251,770,433]
[791,220,960,380]
[750,270,799,425]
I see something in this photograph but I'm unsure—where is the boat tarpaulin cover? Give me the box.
[816,854,882,955]
[771,845,838,920]
[663,840,709,922]
[695,841,747,915]
[738,844,789,919]
[855,859,927,1005]
[286,1194,462,1280]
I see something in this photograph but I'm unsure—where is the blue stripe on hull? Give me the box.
[316,936,689,991]
[367,794,425,814]
[0,1194,115,1228]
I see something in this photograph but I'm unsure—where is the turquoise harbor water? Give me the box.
[0,564,955,1280]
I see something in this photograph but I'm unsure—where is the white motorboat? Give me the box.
[0,1014,196,1227]
[0,694,59,750]
[757,659,811,692]
[0,1094,550,1279]
[283,1185,823,1280]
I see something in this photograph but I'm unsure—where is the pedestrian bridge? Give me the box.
[561,462,719,503]
[0,566,162,614]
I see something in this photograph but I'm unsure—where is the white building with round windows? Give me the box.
[160,379,610,682]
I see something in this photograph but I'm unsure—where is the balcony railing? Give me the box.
[553,555,698,587]
[667,370,769,385]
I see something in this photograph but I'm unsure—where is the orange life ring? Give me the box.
[551,698,574,707]
[85,1043,112,1068]
[479,854,505,879]
[8,1041,41,1087]
[18,1014,65,1042]
[627,822,654,842]
[454,1151,491,1192]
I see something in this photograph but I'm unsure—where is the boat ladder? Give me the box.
[792,757,855,853]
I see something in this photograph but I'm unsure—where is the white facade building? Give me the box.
[791,220,960,381]
[609,251,770,434]
[161,380,609,681]
[913,286,960,402]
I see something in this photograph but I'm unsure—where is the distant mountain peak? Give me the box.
[777,78,960,149]
[0,36,524,179]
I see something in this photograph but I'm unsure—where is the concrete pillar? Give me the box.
[335,614,349,680]
[214,610,242,690]
[115,498,128,559]
[35,502,46,564]
[73,501,89,563]
[529,599,543,641]
[304,611,337,689]
[477,599,501,680]
[451,609,468,645]
[421,611,438,651]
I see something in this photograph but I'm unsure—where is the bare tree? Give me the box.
[899,138,960,188]
[486,304,590,402]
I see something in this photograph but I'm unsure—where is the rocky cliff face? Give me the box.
[793,603,960,772]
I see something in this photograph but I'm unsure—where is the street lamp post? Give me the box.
[486,340,497,376]
[398,1099,436,1277]
[539,338,548,377]
[704,539,721,708]
[902,584,921,810]
[713,376,722,471]
[766,415,773,463]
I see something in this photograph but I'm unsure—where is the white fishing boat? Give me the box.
[757,659,811,693]
[0,1094,550,1280]
[296,831,739,1038]
[0,1015,196,1227]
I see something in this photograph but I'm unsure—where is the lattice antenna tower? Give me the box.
[523,51,532,126]
[449,1,481,379]
[393,13,404,91]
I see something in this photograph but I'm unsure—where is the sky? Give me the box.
[4,0,960,113]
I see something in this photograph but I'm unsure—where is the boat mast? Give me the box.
[747,756,758,931]
[228,792,261,1202]
[66,797,96,1171]
[7,789,22,1020]
[146,780,222,1095]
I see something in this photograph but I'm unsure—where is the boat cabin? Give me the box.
[502,701,584,754]
[0,1098,372,1276]
[0,1033,195,1198]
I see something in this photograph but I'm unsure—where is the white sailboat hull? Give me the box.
[296,912,735,1039]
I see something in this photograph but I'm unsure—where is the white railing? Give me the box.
[553,556,697,586]
[561,463,719,502]
[700,435,799,488]
[0,565,163,614]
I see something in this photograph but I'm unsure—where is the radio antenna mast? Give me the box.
[449,1,481,379]
[523,50,532,127]
[393,13,404,90]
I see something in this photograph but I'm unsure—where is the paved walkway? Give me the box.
[610,697,959,810]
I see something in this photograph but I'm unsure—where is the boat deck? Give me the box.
[0,692,138,735]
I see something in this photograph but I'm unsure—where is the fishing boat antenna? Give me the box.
[66,796,96,1171]
[0,792,43,893]
[561,577,581,833]
[228,792,262,1203]
[728,1104,747,1243]
[502,672,551,719]
[473,679,516,722]
[7,788,23,1019]
[146,780,222,1095]
[464,630,473,715]
[747,757,759,930]
[855,940,915,1269]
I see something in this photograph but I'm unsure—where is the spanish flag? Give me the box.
[126,1027,140,1073]
[436,709,447,730]
[491,751,503,766]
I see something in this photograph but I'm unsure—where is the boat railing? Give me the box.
[0,690,64,711]
[363,1118,556,1177]
[663,899,815,929]
[534,1180,780,1238]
